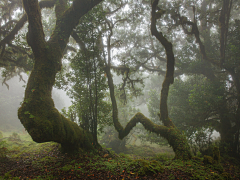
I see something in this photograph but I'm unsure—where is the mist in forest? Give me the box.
[0,72,71,131]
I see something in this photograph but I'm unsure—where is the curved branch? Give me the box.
[151,0,175,127]
[104,0,191,160]
[49,0,104,52]
[0,0,57,47]
[0,14,27,47]
[105,1,127,16]
[71,31,87,51]
[55,0,68,19]
[23,0,46,56]
[0,20,18,30]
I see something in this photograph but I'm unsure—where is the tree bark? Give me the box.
[105,0,192,160]
[18,0,103,152]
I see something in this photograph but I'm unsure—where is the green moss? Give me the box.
[61,164,73,171]
[17,37,92,152]
[129,159,164,175]
[118,112,192,160]
[18,78,94,152]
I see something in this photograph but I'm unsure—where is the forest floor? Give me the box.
[0,132,240,180]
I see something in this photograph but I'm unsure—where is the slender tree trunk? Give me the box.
[104,0,192,160]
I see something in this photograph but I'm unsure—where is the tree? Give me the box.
[65,43,111,147]
[0,0,194,159]
[17,0,104,152]
[163,0,240,155]
[104,0,192,160]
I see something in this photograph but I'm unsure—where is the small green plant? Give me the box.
[0,140,9,158]
[10,132,21,141]
[61,164,73,171]
[192,156,202,162]
[70,160,76,164]
[153,152,173,162]
[4,171,13,179]
[168,174,175,180]
[196,151,202,157]
[128,159,164,175]
[102,160,118,172]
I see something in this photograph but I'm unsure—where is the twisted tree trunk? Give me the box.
[18,0,103,152]
[105,0,192,160]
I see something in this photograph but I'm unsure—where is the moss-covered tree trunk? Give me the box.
[105,0,192,160]
[18,0,103,152]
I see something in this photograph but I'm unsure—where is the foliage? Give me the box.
[136,75,167,145]
[169,76,223,133]
[0,140,8,158]
[56,5,112,146]
[128,159,164,175]
[0,133,239,179]
[168,77,224,155]
[9,132,21,141]
[99,97,139,152]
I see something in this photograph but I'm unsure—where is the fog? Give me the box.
[0,73,72,132]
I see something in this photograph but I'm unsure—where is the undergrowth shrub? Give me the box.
[0,140,9,158]
[9,132,21,141]
[61,164,73,171]
[128,159,164,175]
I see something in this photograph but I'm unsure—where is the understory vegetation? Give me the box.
[0,132,239,180]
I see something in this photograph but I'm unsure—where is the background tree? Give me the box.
[165,0,240,155]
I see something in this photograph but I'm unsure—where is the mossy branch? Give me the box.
[151,0,175,127]
[23,0,46,56]
[118,112,168,140]
[104,7,192,158]
[55,0,68,19]
[105,0,192,160]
